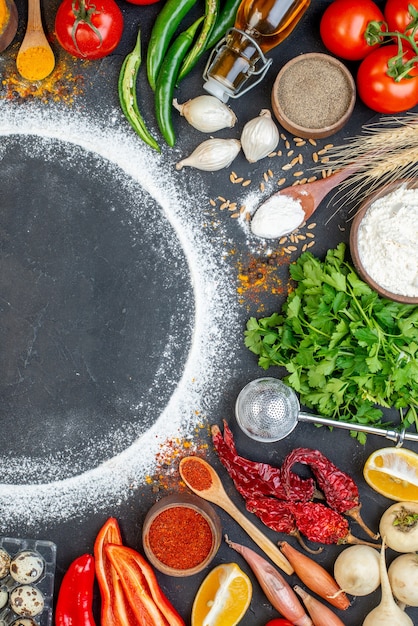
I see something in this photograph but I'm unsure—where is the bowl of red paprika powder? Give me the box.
[142,493,222,577]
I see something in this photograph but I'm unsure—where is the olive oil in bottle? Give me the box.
[203,0,310,102]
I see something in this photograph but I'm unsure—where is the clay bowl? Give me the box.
[350,178,418,304]
[142,493,221,577]
[271,52,356,139]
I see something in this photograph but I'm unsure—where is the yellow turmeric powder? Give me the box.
[16,45,55,81]
[0,0,10,32]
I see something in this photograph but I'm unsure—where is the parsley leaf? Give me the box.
[244,244,418,441]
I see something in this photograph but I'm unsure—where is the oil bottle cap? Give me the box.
[203,77,232,103]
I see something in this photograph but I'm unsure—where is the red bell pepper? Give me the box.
[55,553,96,626]
[94,517,136,626]
[105,544,185,626]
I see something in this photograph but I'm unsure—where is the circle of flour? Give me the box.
[0,105,239,529]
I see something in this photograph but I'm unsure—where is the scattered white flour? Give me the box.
[0,101,241,530]
[251,193,305,239]
[357,185,418,297]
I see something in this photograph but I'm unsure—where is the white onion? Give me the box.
[333,545,380,596]
[388,552,418,607]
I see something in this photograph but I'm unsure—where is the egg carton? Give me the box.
[0,537,56,626]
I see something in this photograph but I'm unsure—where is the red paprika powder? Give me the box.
[181,458,212,491]
[148,505,213,570]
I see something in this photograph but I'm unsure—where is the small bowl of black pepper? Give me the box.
[271,52,356,139]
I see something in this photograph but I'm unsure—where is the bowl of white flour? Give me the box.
[350,179,418,304]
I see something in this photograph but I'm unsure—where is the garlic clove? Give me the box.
[173,95,237,133]
[241,109,280,163]
[176,138,241,171]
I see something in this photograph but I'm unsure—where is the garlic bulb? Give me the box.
[176,138,241,171]
[241,109,279,163]
[173,95,237,132]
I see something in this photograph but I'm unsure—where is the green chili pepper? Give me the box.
[177,0,220,83]
[118,29,160,152]
[155,16,204,147]
[205,0,243,50]
[146,0,198,91]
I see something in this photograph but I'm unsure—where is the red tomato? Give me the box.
[320,0,385,61]
[357,44,418,112]
[384,0,418,47]
[55,0,123,59]
[265,620,295,626]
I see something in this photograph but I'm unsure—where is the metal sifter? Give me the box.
[235,377,418,446]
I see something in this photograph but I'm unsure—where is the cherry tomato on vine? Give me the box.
[319,0,385,61]
[357,44,418,112]
[55,0,123,59]
[265,620,295,626]
[384,0,418,48]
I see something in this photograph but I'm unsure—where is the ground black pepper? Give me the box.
[277,57,352,129]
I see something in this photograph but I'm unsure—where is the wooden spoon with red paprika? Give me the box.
[179,456,293,575]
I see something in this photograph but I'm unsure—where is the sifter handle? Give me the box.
[298,412,418,446]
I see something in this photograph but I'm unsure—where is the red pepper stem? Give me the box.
[345,504,380,540]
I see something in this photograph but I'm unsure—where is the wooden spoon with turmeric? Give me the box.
[16,0,54,81]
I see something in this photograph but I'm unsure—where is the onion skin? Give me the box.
[226,537,313,626]
[294,586,346,626]
[279,542,349,611]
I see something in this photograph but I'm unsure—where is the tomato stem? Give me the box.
[71,0,103,57]
[366,8,418,82]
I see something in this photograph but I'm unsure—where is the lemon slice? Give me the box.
[191,562,252,626]
[364,447,418,502]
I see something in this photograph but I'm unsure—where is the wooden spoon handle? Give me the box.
[210,492,293,574]
[27,0,43,32]
[302,165,359,219]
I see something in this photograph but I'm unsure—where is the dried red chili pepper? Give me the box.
[291,501,379,546]
[245,496,297,534]
[55,553,96,626]
[105,544,185,626]
[281,448,378,539]
[212,422,315,502]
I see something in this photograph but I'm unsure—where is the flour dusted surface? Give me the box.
[0,103,240,529]
[357,185,418,298]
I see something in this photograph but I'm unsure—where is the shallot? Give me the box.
[279,542,349,610]
[388,552,418,607]
[175,138,241,171]
[362,539,413,625]
[333,545,380,597]
[294,586,346,626]
[225,536,313,626]
[173,95,237,132]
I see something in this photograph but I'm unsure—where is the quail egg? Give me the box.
[10,551,44,584]
[0,584,8,608]
[0,548,10,578]
[10,620,38,626]
[9,585,44,617]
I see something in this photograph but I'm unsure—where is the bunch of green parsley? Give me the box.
[245,244,418,441]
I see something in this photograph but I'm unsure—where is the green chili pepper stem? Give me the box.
[146,0,198,91]
[155,16,204,147]
[177,0,219,83]
[119,29,160,152]
[205,0,242,50]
